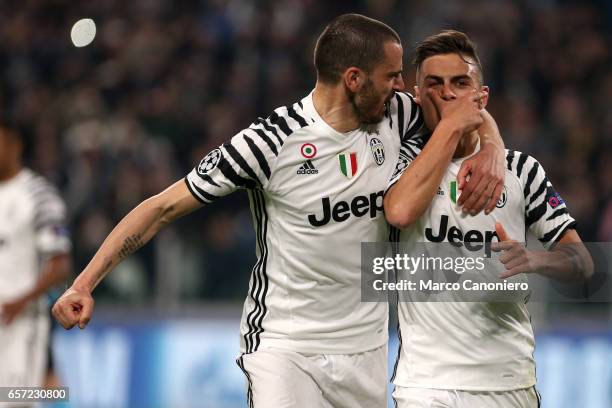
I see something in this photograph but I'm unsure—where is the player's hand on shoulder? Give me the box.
[52,286,94,330]
[457,141,505,215]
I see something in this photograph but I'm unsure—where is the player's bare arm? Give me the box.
[1,253,71,325]
[458,108,505,215]
[385,89,485,229]
[52,180,202,330]
[494,223,594,282]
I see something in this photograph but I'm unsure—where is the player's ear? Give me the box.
[479,85,489,109]
[343,67,364,92]
[413,86,422,105]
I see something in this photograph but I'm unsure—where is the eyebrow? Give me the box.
[424,74,473,82]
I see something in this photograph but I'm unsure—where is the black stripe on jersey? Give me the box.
[525,199,547,227]
[195,171,221,188]
[244,135,272,180]
[406,93,419,125]
[523,161,540,198]
[255,117,284,146]
[298,100,303,110]
[287,104,309,127]
[402,136,423,159]
[217,153,258,189]
[224,142,262,186]
[395,94,404,140]
[402,141,420,161]
[236,356,254,408]
[403,113,424,142]
[252,190,269,351]
[184,177,218,203]
[539,220,577,245]
[33,199,65,228]
[516,152,528,178]
[244,191,264,353]
[267,111,292,136]
[403,93,423,140]
[388,225,400,254]
[546,207,569,221]
[20,172,66,229]
[529,178,547,206]
[391,320,402,383]
[386,100,393,128]
[506,149,515,171]
[250,127,279,156]
[244,190,270,353]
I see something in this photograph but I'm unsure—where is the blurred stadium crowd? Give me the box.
[1,0,610,304]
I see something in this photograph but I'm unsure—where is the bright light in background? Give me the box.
[70,18,96,47]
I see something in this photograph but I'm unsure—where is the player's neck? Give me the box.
[0,162,22,182]
[312,82,360,133]
[453,131,479,159]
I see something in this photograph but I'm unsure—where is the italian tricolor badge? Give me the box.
[339,152,358,179]
[450,180,457,203]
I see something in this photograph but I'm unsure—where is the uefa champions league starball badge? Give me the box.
[197,149,222,175]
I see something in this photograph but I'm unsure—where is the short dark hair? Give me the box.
[314,14,401,84]
[413,30,483,83]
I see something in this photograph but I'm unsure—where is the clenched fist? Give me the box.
[52,287,94,330]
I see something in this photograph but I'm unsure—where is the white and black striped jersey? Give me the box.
[389,142,576,390]
[0,169,71,306]
[186,91,425,354]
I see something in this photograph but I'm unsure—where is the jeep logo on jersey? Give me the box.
[301,143,317,159]
[496,186,508,208]
[338,152,358,178]
[425,215,499,257]
[369,137,385,165]
[197,148,222,175]
[308,191,383,226]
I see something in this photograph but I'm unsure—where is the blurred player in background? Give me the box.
[52,15,505,407]
[0,117,72,392]
[385,30,593,408]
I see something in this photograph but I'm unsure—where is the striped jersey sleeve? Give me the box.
[185,102,310,203]
[393,92,427,144]
[386,137,423,192]
[507,150,577,249]
[23,172,71,255]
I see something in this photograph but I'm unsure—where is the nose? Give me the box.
[440,83,456,101]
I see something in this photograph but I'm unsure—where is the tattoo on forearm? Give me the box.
[118,233,144,260]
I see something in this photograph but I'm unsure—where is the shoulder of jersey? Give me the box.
[505,149,542,180]
[241,100,315,159]
[19,169,61,196]
[387,92,418,123]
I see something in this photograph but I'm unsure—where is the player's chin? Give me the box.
[372,106,388,123]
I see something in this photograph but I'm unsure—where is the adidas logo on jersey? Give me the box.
[297,160,318,175]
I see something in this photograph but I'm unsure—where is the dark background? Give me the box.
[2,0,610,306]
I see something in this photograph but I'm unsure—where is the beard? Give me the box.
[346,77,394,125]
